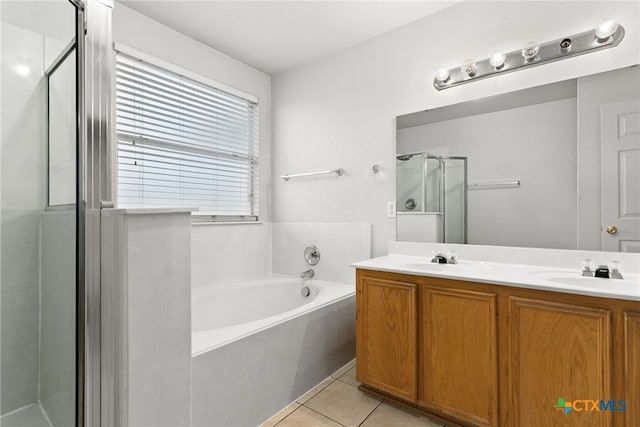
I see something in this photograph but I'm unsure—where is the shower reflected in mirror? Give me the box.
[396,153,467,244]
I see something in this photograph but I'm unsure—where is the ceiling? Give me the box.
[119,1,455,75]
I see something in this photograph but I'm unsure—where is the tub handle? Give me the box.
[304,245,321,266]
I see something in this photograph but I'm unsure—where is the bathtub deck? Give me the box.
[261,359,445,427]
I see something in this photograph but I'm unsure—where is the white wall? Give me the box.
[272,1,640,257]
[397,98,578,249]
[113,4,273,287]
[271,222,371,285]
[191,223,271,287]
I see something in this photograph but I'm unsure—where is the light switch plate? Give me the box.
[387,201,396,218]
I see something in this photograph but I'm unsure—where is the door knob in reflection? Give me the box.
[606,225,618,235]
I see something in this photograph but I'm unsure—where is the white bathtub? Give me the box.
[192,276,353,356]
[191,275,356,426]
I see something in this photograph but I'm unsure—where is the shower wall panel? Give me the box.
[0,22,46,415]
[39,211,76,427]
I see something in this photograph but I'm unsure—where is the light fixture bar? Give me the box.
[433,24,625,90]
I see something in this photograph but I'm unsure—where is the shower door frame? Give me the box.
[71,2,87,426]
[424,154,468,244]
[38,1,113,425]
[70,0,114,426]
[42,1,87,425]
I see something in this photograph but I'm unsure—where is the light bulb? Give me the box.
[435,68,450,83]
[521,41,540,61]
[460,59,477,76]
[596,19,619,40]
[489,51,506,69]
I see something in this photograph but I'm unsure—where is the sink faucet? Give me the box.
[581,259,624,279]
[300,269,315,279]
[431,251,458,265]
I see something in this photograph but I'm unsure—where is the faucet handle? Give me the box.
[581,259,594,276]
[449,250,458,265]
[430,251,450,264]
[610,260,624,280]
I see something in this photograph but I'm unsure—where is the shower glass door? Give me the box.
[439,157,467,244]
[396,153,467,244]
[1,1,81,426]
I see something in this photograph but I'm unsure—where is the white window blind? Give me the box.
[116,52,259,218]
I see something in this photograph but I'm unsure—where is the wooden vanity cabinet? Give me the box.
[507,297,613,427]
[356,268,640,427]
[355,274,418,401]
[421,285,498,427]
[624,312,640,427]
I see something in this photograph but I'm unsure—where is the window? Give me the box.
[115,51,259,220]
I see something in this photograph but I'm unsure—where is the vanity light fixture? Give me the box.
[435,68,450,83]
[595,19,619,40]
[433,19,624,90]
[460,59,478,76]
[521,41,540,61]
[489,51,506,69]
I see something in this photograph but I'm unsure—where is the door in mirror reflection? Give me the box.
[602,99,640,252]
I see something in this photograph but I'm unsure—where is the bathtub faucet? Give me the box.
[300,269,315,279]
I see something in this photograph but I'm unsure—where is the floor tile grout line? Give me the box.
[330,359,356,379]
[301,404,348,427]
[356,398,384,427]
[335,377,360,388]
[272,403,301,427]
[301,389,382,427]
[296,376,337,405]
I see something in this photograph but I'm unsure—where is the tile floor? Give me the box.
[261,360,446,427]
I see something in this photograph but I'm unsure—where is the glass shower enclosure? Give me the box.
[1,1,83,426]
[396,153,468,244]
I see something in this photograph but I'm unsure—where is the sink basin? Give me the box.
[539,273,638,290]
[547,276,617,288]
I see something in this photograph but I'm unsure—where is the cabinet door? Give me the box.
[509,297,612,427]
[421,286,498,427]
[625,312,640,427]
[356,275,417,401]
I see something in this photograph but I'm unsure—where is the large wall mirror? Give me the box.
[396,65,640,252]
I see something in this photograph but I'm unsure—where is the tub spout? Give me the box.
[300,269,315,279]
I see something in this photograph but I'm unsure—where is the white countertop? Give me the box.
[352,255,640,302]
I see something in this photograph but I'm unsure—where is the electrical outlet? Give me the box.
[387,201,396,218]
